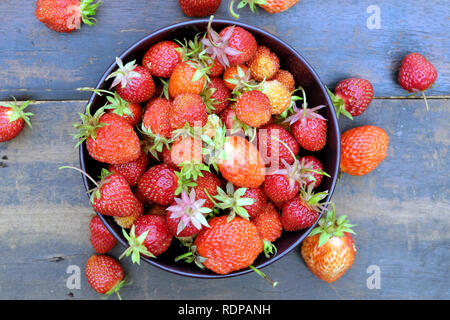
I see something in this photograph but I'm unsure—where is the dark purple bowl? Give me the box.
[79,19,340,278]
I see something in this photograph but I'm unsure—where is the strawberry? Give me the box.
[194,215,263,274]
[285,101,327,152]
[108,150,149,187]
[137,164,178,205]
[179,0,222,16]
[328,78,374,119]
[73,105,141,164]
[89,215,117,254]
[201,77,231,114]
[262,80,291,115]
[143,41,182,78]
[248,45,280,82]
[252,202,282,257]
[398,53,437,110]
[257,123,299,167]
[263,173,299,203]
[223,64,251,91]
[147,204,167,216]
[121,215,173,263]
[298,155,325,188]
[280,184,328,231]
[162,145,178,169]
[229,0,298,17]
[0,99,34,142]
[170,137,204,171]
[192,171,222,209]
[235,90,271,128]
[168,61,207,98]
[340,125,389,176]
[166,189,212,238]
[202,21,257,68]
[85,255,128,299]
[213,183,267,220]
[107,58,155,104]
[301,204,356,283]
[170,93,208,129]
[35,0,101,33]
[274,69,295,92]
[207,58,225,77]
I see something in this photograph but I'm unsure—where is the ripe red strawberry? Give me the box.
[162,145,178,169]
[328,78,374,119]
[280,185,328,231]
[202,77,231,114]
[193,171,222,209]
[252,202,282,257]
[107,58,155,104]
[108,150,149,187]
[74,105,141,164]
[194,215,263,274]
[0,100,34,142]
[137,164,178,206]
[235,90,272,128]
[170,136,203,166]
[207,58,225,77]
[121,215,173,264]
[85,255,128,299]
[170,93,208,129]
[202,22,257,68]
[166,189,212,238]
[257,123,299,167]
[301,205,356,283]
[248,45,280,81]
[263,173,299,203]
[285,103,327,152]
[35,0,101,33]
[143,41,182,78]
[298,155,325,188]
[398,53,437,110]
[169,61,206,98]
[223,64,251,91]
[179,0,222,16]
[89,215,117,254]
[274,69,295,92]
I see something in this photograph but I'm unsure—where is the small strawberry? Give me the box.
[235,90,272,128]
[166,189,212,238]
[107,58,155,104]
[274,69,295,92]
[85,255,129,299]
[170,93,208,130]
[301,204,356,283]
[207,58,225,77]
[262,80,291,115]
[280,184,328,231]
[252,202,282,257]
[263,172,299,203]
[257,123,299,167]
[298,155,326,188]
[0,99,34,142]
[284,99,327,152]
[35,0,101,33]
[223,64,251,91]
[398,53,437,110]
[162,145,178,169]
[143,41,182,78]
[73,105,141,164]
[121,215,173,264]
[89,215,117,254]
[327,78,374,119]
[219,105,257,141]
[108,150,149,187]
[201,77,231,114]
[192,171,222,209]
[340,125,389,176]
[229,0,298,17]
[137,164,178,205]
[248,45,280,82]
[168,61,207,98]
[170,136,204,167]
[179,0,222,16]
[194,215,263,274]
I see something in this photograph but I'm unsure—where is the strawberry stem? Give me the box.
[422,91,430,111]
[59,166,99,188]
[229,1,240,19]
[249,265,278,287]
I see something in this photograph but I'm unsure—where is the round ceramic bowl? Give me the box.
[79,18,340,278]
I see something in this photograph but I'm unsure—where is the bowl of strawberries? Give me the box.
[76,18,340,279]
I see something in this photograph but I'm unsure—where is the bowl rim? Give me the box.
[79,18,341,279]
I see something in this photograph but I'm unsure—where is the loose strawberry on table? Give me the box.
[0,99,34,143]
[229,0,299,18]
[179,0,222,17]
[89,215,117,254]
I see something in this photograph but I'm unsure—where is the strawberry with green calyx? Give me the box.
[228,0,267,19]
[203,114,223,138]
[106,57,155,104]
[166,189,212,237]
[201,77,231,114]
[175,244,207,270]
[252,202,282,258]
[223,64,252,92]
[274,86,304,122]
[213,183,256,221]
[301,203,356,283]
[119,225,155,265]
[0,99,34,142]
[176,33,210,65]
[169,61,209,98]
[298,155,329,188]
[219,106,257,142]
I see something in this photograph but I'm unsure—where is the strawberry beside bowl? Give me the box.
[79,19,340,278]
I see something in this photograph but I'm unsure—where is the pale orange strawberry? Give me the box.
[235,90,271,128]
[168,61,206,98]
[274,69,295,92]
[262,80,291,115]
[248,45,280,81]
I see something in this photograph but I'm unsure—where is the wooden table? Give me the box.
[0,0,448,300]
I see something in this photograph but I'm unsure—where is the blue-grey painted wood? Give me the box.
[0,0,448,100]
[0,99,448,299]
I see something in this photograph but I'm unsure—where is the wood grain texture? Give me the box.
[0,0,448,100]
[0,99,448,299]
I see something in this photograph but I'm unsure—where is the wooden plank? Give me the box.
[0,99,449,299]
[0,0,448,100]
